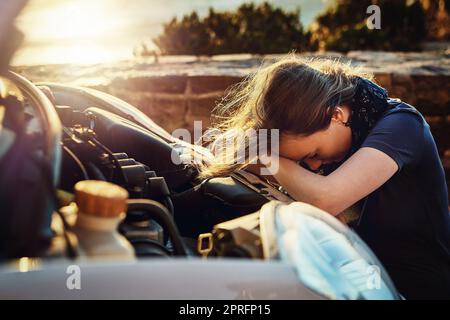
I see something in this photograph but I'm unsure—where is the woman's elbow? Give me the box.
[313,202,341,216]
[309,194,342,216]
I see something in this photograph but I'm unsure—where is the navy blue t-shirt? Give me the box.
[352,100,450,299]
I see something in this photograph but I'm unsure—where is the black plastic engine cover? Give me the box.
[84,107,197,190]
[172,176,268,238]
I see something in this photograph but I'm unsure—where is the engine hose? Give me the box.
[86,162,106,181]
[56,209,78,259]
[62,145,88,180]
[164,196,175,216]
[126,199,187,256]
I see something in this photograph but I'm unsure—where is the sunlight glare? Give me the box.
[14,0,128,65]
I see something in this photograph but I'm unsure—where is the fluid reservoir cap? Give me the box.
[74,180,128,218]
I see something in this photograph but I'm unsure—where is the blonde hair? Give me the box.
[197,54,373,179]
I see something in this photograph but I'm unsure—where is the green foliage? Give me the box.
[153,12,211,55]
[150,0,430,55]
[311,0,427,52]
[153,2,307,56]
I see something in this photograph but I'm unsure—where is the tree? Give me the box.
[152,2,307,56]
[310,0,427,52]
[154,12,211,55]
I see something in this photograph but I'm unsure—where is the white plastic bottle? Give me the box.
[72,180,135,262]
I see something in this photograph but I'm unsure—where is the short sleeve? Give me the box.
[361,112,425,170]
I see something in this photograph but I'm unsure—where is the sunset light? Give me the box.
[14,0,146,65]
[12,0,328,66]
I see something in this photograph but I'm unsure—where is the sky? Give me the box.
[12,0,331,66]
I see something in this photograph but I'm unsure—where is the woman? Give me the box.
[199,56,450,299]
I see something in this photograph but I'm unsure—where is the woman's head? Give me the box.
[198,54,373,178]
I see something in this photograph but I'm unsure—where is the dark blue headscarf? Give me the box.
[347,76,394,154]
[318,77,394,175]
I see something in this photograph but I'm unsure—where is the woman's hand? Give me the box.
[244,158,281,184]
[245,162,265,175]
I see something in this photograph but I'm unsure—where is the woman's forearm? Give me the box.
[267,147,398,216]
[269,157,340,214]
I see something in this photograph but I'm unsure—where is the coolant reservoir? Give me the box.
[73,180,135,261]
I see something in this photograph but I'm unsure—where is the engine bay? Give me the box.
[1,74,279,260]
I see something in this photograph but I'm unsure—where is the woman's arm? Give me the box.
[262,147,398,215]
